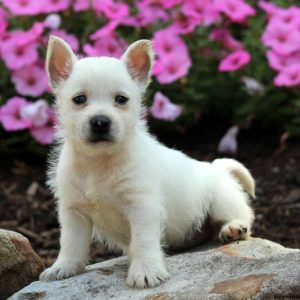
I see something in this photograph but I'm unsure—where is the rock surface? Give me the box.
[10,238,300,300]
[0,229,44,300]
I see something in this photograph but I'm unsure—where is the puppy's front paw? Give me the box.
[126,259,169,288]
[219,220,250,243]
[39,260,85,281]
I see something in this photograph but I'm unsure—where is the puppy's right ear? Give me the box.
[46,36,77,89]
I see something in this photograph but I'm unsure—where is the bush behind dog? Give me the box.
[0,0,300,156]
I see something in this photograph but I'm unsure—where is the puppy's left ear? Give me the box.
[122,40,154,89]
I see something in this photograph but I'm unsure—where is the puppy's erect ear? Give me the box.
[122,40,154,88]
[46,36,77,89]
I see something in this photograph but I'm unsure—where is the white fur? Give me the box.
[40,37,255,288]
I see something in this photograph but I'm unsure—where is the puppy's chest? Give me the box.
[83,171,125,204]
[77,165,130,204]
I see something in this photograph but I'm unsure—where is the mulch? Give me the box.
[0,121,299,267]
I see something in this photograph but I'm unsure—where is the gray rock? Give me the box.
[0,229,44,300]
[10,238,300,300]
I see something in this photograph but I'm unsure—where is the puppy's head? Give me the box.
[46,36,154,149]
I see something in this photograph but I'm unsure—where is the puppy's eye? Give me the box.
[72,94,87,105]
[115,95,129,105]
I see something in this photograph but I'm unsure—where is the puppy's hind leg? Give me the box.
[209,177,254,244]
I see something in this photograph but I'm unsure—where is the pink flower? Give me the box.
[19,100,56,144]
[219,50,251,72]
[0,38,39,70]
[170,10,201,34]
[40,0,70,13]
[266,50,300,71]
[137,0,181,10]
[12,64,49,97]
[159,0,182,9]
[269,7,300,30]
[209,28,243,50]
[214,0,256,23]
[153,28,189,57]
[73,0,89,11]
[44,14,61,29]
[0,7,8,37]
[149,92,182,121]
[124,1,168,27]
[0,97,31,131]
[262,22,300,55]
[30,126,55,145]
[49,30,79,52]
[183,0,220,26]
[18,99,56,144]
[84,34,127,58]
[153,53,192,84]
[258,1,281,19]
[0,23,43,70]
[90,21,120,41]
[218,126,239,154]
[93,0,129,20]
[20,100,50,127]
[274,66,300,87]
[1,0,41,16]
[31,106,56,145]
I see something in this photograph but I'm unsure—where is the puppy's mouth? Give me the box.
[88,134,114,144]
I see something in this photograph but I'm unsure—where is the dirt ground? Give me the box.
[1,119,299,267]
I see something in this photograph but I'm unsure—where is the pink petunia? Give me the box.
[0,97,31,131]
[159,0,182,9]
[73,0,90,11]
[214,0,256,23]
[153,53,192,84]
[30,126,55,145]
[49,30,79,52]
[20,100,50,127]
[149,92,182,121]
[269,6,300,30]
[137,0,181,10]
[218,126,239,154]
[90,21,120,41]
[258,1,282,19]
[170,10,201,34]
[262,21,300,56]
[0,38,39,70]
[19,100,56,144]
[93,0,129,20]
[219,50,251,72]
[209,28,243,51]
[0,23,43,70]
[266,50,300,72]
[40,0,70,13]
[153,28,189,57]
[0,7,8,37]
[1,0,41,16]
[274,66,300,87]
[84,33,127,58]
[183,0,220,26]
[124,1,168,27]
[25,22,45,43]
[12,64,49,97]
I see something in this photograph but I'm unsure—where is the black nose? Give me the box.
[89,115,111,135]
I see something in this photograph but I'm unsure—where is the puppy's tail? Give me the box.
[212,158,255,198]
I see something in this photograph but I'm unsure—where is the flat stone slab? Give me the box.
[10,238,300,300]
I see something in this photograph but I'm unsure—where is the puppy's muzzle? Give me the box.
[89,115,112,143]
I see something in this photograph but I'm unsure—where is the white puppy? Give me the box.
[40,36,255,288]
